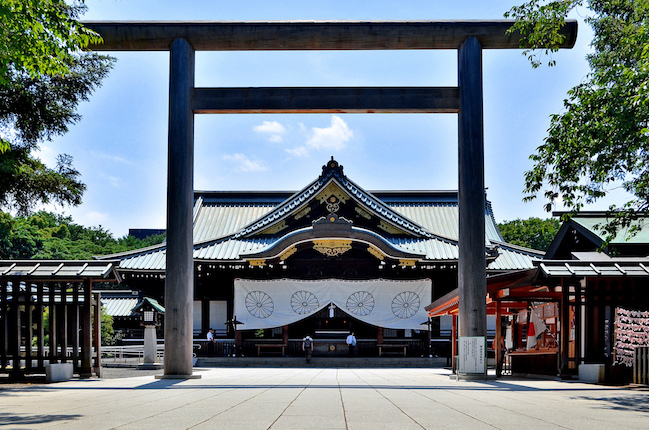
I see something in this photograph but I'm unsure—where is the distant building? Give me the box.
[128,229,166,240]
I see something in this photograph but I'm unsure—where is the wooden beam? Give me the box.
[193,87,460,114]
[84,20,578,51]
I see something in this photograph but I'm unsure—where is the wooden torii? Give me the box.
[85,20,577,378]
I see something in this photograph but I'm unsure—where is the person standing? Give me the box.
[303,334,314,364]
[346,331,357,356]
[207,328,215,356]
[495,331,507,377]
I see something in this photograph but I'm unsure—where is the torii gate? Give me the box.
[86,20,577,378]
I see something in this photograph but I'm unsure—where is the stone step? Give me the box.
[196,356,449,368]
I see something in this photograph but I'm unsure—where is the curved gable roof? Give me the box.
[234,158,440,241]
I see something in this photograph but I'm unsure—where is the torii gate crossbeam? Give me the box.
[86,20,577,379]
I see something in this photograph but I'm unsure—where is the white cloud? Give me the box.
[305,115,353,151]
[254,121,286,135]
[285,115,354,157]
[99,153,135,165]
[254,120,286,142]
[285,146,310,158]
[107,176,120,187]
[223,153,268,172]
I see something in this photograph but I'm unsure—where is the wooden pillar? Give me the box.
[495,300,502,377]
[26,289,33,371]
[93,291,101,373]
[11,279,22,377]
[451,314,458,367]
[1,281,7,370]
[574,279,582,368]
[457,37,486,341]
[164,37,196,377]
[36,282,45,370]
[60,283,68,363]
[560,279,570,377]
[377,327,384,345]
[72,282,80,369]
[282,325,289,345]
[49,283,57,362]
[80,279,93,377]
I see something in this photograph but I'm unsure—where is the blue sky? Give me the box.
[38,1,615,237]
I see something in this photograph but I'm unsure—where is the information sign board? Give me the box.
[458,336,486,374]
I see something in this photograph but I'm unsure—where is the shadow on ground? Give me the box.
[574,392,649,414]
[0,412,82,426]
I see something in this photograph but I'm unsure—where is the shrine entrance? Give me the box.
[86,20,577,378]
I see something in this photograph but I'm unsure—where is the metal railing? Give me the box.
[100,345,165,364]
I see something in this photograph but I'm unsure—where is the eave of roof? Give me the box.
[0,260,121,282]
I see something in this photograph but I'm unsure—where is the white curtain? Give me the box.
[234,278,431,330]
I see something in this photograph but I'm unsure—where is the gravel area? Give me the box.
[98,366,163,379]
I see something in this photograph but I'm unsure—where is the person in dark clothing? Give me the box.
[303,335,314,363]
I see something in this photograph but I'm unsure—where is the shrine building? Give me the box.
[100,158,541,356]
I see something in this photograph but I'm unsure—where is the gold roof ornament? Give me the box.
[248,259,267,267]
[313,239,352,257]
[279,246,297,261]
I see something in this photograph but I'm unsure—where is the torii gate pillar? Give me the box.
[160,38,197,378]
[458,38,487,343]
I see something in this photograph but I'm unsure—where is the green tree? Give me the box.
[498,217,561,251]
[0,210,165,260]
[507,1,649,238]
[0,0,113,213]
[100,307,115,346]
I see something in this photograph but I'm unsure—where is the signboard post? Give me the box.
[458,336,486,377]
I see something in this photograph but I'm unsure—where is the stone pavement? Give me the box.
[1,367,648,429]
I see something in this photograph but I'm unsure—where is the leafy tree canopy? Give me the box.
[498,217,561,251]
[506,1,649,238]
[0,0,113,213]
[0,210,165,260]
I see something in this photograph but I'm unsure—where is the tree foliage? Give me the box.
[0,210,166,260]
[507,1,649,237]
[0,0,113,213]
[498,217,561,251]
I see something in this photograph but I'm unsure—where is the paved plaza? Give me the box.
[1,368,648,429]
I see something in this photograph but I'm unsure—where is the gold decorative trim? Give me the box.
[259,220,287,235]
[367,245,384,260]
[294,206,312,220]
[313,239,352,257]
[378,220,408,235]
[316,182,349,206]
[248,259,267,267]
[279,246,297,261]
[355,207,372,220]
[399,259,417,267]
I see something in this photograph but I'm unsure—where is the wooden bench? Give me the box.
[256,344,287,357]
[378,344,407,357]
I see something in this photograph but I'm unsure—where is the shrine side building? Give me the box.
[101,159,541,355]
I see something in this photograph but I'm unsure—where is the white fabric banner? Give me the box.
[234,278,431,330]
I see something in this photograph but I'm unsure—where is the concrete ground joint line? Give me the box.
[267,368,325,430]
[336,369,350,430]
[112,387,229,429]
[372,382,427,429]
[185,381,284,429]
[49,383,206,426]
[383,375,501,428]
